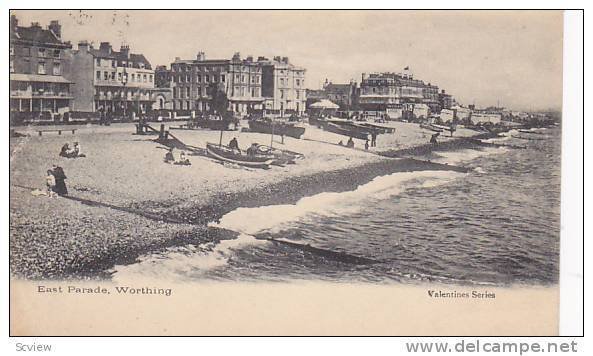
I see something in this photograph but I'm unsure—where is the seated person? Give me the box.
[59,143,70,157]
[71,142,86,157]
[346,137,355,148]
[246,143,259,156]
[164,148,175,163]
[228,137,240,151]
[174,151,191,165]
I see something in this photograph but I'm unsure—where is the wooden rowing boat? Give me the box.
[206,143,273,168]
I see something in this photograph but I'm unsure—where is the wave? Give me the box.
[111,233,264,282]
[433,147,508,165]
[211,170,466,236]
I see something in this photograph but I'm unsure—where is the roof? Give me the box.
[11,25,70,48]
[324,83,353,94]
[310,99,339,109]
[10,73,72,84]
[89,48,152,69]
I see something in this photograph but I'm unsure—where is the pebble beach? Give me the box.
[9,120,487,279]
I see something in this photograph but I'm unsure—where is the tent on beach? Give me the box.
[309,99,340,117]
[310,99,340,109]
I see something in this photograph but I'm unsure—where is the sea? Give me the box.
[111,127,561,286]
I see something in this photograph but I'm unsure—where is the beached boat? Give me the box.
[248,119,306,139]
[326,122,370,140]
[206,143,273,169]
[357,122,396,134]
[419,123,444,133]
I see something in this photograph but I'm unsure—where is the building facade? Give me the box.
[322,80,359,111]
[10,15,73,121]
[359,70,452,118]
[64,41,155,116]
[259,56,306,116]
[169,52,263,116]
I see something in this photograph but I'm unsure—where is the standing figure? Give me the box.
[346,137,355,148]
[164,148,175,163]
[364,140,369,150]
[430,132,440,145]
[51,165,68,196]
[371,132,377,147]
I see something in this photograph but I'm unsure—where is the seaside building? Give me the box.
[9,15,73,123]
[151,65,174,111]
[438,90,454,110]
[259,56,307,116]
[320,79,359,111]
[359,69,443,119]
[64,41,155,116]
[169,52,263,116]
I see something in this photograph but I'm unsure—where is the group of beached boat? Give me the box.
[160,113,401,169]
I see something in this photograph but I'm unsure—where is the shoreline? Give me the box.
[10,125,514,280]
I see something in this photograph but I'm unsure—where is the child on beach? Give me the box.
[45,170,57,198]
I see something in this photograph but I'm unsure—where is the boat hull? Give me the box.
[206,143,273,168]
[248,120,306,139]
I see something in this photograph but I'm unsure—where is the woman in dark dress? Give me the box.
[51,165,68,196]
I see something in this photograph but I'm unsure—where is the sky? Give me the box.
[12,10,564,111]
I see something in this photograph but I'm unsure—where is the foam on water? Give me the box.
[211,170,465,236]
[111,233,264,282]
[433,147,508,165]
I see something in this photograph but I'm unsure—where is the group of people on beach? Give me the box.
[164,147,191,165]
[42,165,68,198]
[338,137,356,149]
[228,138,260,156]
[59,142,85,158]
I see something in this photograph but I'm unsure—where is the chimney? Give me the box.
[78,40,90,53]
[31,22,41,29]
[273,56,281,62]
[232,52,241,61]
[362,73,367,81]
[196,51,205,61]
[246,55,253,62]
[49,20,61,39]
[282,56,289,64]
[257,56,267,62]
[120,45,130,59]
[99,42,112,54]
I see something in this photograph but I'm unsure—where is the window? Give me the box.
[173,87,177,98]
[197,75,201,83]
[296,90,300,99]
[280,89,284,99]
[241,75,245,83]
[211,75,216,83]
[38,48,46,57]
[104,71,109,80]
[186,87,190,97]
[38,62,46,74]
[280,78,284,86]
[205,75,209,83]
[131,74,135,82]
[149,75,153,83]
[111,72,116,80]
[197,87,201,96]
[53,49,60,58]
[96,58,101,66]
[53,63,61,75]
[296,79,300,86]
[118,72,122,81]
[96,71,101,80]
[221,75,225,82]
[143,74,147,83]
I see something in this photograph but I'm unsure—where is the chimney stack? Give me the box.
[78,40,90,53]
[99,42,112,54]
[196,51,205,61]
[49,20,61,39]
[120,44,130,59]
[31,22,41,29]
